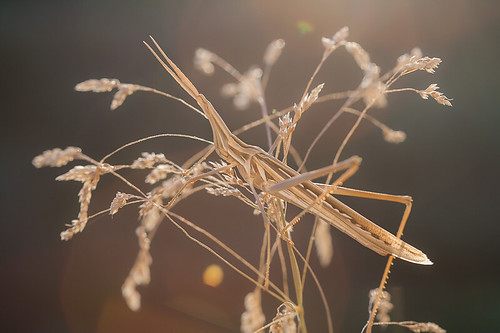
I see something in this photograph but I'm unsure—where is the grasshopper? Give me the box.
[144,37,432,266]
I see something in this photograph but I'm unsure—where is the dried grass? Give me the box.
[34,26,451,332]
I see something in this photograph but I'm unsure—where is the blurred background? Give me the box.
[1,0,499,332]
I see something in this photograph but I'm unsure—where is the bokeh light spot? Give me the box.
[296,21,314,35]
[202,264,224,287]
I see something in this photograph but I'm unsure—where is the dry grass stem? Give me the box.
[373,321,446,333]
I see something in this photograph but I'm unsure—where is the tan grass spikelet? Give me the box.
[270,303,297,333]
[321,26,349,51]
[75,78,136,110]
[121,226,153,311]
[221,67,263,110]
[345,42,371,71]
[263,39,286,67]
[110,192,132,216]
[287,83,325,143]
[402,56,442,75]
[360,64,387,108]
[111,84,136,110]
[75,78,154,110]
[122,196,162,311]
[205,185,241,197]
[278,112,293,138]
[368,288,394,323]
[131,152,168,168]
[32,146,82,168]
[241,289,266,333]
[314,219,334,267]
[121,276,141,311]
[145,164,178,184]
[396,48,423,72]
[382,128,407,144]
[194,48,217,75]
[75,78,120,92]
[56,165,107,240]
[418,84,452,106]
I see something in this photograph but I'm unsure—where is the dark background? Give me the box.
[1,1,499,332]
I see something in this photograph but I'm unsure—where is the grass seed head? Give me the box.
[32,147,82,168]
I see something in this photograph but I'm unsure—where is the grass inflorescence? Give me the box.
[34,27,450,333]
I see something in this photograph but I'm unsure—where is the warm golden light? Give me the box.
[202,264,224,288]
